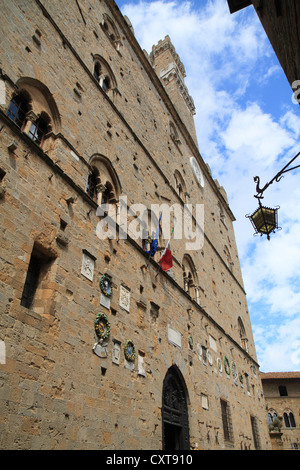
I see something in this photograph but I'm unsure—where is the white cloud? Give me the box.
[253,317,300,372]
[118,0,300,372]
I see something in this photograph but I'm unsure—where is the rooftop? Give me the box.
[260,371,300,380]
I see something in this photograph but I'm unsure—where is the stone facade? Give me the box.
[0,0,271,450]
[261,372,300,450]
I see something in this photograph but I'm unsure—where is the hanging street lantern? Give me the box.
[246,199,279,240]
[246,151,299,241]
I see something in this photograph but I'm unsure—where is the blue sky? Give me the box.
[115,0,300,372]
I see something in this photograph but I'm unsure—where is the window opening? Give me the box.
[21,248,54,310]
[279,385,288,396]
[284,412,296,428]
[21,253,41,309]
[220,399,234,442]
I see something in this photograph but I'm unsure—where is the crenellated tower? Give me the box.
[150,35,198,145]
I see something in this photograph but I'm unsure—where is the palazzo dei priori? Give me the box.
[0,0,272,450]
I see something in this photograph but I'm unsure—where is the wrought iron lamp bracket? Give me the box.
[253,151,300,198]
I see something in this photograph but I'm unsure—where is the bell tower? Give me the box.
[150,35,197,145]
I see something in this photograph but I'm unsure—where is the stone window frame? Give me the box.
[86,154,121,212]
[6,78,61,149]
[92,54,118,99]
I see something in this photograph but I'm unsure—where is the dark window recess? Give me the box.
[20,250,52,309]
[279,385,288,396]
[21,253,42,308]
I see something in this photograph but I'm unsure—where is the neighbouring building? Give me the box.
[227,0,300,97]
[0,0,272,450]
[261,372,300,450]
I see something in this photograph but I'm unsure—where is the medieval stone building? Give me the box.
[0,0,271,450]
[261,372,300,450]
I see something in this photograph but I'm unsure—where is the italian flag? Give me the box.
[158,227,174,272]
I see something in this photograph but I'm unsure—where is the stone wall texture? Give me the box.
[0,0,272,450]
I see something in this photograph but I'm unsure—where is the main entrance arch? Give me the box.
[162,366,190,450]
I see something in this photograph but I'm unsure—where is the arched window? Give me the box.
[6,78,60,149]
[100,13,122,51]
[238,317,248,352]
[283,411,296,428]
[182,254,200,304]
[93,55,117,97]
[86,154,121,212]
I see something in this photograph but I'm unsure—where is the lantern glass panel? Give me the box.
[251,206,277,235]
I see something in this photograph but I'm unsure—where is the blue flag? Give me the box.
[145,214,161,257]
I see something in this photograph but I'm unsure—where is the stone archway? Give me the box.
[162,366,190,450]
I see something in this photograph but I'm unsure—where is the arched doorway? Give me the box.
[162,366,190,450]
